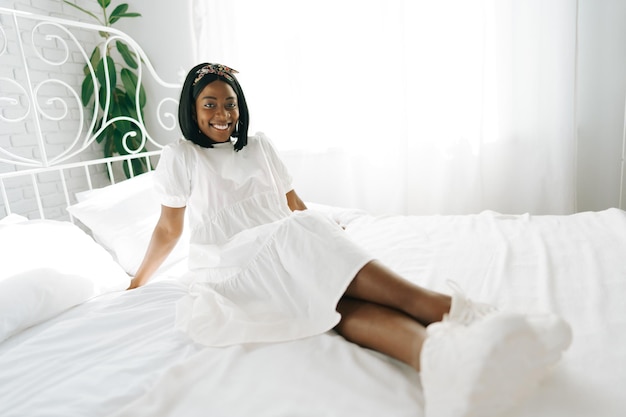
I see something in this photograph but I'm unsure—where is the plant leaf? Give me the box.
[97,0,111,9]
[109,3,129,24]
[111,3,129,15]
[95,56,117,110]
[113,129,126,156]
[120,68,146,109]
[116,41,138,69]
[123,92,139,120]
[123,91,135,113]
[120,68,136,105]
[113,90,132,134]
[133,158,145,172]
[108,94,129,157]
[118,12,142,18]
[93,116,103,136]
[80,76,94,107]
[106,56,117,88]
[98,86,108,111]
[139,84,147,111]
[83,47,101,76]
[104,130,115,157]
[130,156,148,177]
[123,160,131,179]
[110,12,142,24]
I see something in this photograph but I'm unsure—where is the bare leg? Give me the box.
[344,260,452,326]
[335,297,427,371]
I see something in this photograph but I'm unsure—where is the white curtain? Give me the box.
[190,0,578,215]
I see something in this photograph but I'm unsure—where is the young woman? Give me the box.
[129,63,571,417]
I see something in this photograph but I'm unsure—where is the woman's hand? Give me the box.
[286,190,307,211]
[128,205,186,290]
[127,276,144,290]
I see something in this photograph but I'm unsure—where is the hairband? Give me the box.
[193,63,239,85]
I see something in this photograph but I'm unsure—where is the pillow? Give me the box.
[0,220,130,342]
[0,213,28,225]
[66,172,189,275]
[0,269,95,342]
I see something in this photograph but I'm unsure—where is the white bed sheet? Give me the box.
[1,208,625,417]
[346,208,626,417]
[0,280,201,417]
[0,276,420,417]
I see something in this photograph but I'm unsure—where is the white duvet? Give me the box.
[1,208,625,417]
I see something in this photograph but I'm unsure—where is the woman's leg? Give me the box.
[344,260,451,326]
[334,297,427,371]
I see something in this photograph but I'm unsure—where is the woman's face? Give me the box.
[194,80,240,143]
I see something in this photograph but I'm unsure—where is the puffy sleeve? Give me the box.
[153,140,192,208]
[257,133,293,195]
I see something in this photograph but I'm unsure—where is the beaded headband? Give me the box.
[193,63,239,85]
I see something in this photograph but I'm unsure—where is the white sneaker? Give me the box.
[445,281,498,325]
[525,313,573,370]
[420,311,572,417]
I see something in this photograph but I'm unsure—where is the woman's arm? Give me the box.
[286,189,307,211]
[128,205,186,289]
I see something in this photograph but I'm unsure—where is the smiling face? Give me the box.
[194,80,240,143]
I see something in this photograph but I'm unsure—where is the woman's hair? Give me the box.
[178,63,250,151]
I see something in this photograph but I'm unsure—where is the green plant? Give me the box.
[63,0,149,177]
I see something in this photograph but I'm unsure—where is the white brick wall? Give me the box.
[1,0,128,219]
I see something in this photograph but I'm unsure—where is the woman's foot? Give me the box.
[444,281,498,325]
[420,311,571,417]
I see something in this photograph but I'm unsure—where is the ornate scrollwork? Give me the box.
[0,8,182,169]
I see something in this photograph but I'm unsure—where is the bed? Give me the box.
[1,7,625,417]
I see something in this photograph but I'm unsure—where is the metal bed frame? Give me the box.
[0,7,180,220]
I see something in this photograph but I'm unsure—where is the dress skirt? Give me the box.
[175,210,373,347]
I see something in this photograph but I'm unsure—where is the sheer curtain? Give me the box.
[190,0,577,215]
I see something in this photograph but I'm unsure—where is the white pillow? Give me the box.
[0,220,130,342]
[0,213,28,225]
[0,269,95,342]
[66,172,189,275]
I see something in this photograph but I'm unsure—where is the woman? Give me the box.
[129,63,570,416]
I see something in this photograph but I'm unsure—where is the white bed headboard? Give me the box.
[0,7,181,220]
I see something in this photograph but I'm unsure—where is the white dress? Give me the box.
[154,133,373,347]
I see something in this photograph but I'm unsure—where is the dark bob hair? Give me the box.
[178,63,250,151]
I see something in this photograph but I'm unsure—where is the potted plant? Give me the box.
[63,0,149,177]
